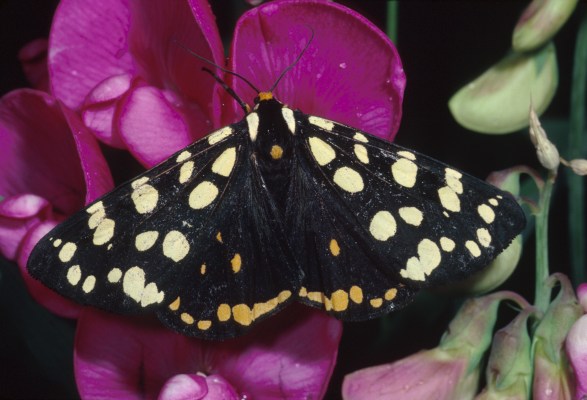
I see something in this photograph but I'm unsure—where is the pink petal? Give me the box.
[118,86,195,167]
[18,38,49,92]
[230,0,405,139]
[49,0,134,109]
[159,374,209,400]
[566,315,587,398]
[83,103,126,149]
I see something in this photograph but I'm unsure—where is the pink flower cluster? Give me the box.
[0,0,405,397]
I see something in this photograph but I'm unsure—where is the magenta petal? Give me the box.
[18,38,49,91]
[118,86,195,167]
[0,89,85,214]
[159,374,209,400]
[230,0,405,139]
[49,0,134,109]
[83,103,126,149]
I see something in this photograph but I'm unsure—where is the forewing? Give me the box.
[27,122,300,339]
[288,112,525,320]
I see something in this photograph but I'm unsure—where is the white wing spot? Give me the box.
[82,275,96,293]
[397,151,416,161]
[438,186,461,212]
[59,242,77,262]
[179,161,194,184]
[131,183,159,214]
[445,168,463,194]
[333,167,364,193]
[162,230,190,262]
[135,231,159,251]
[309,116,334,131]
[354,144,369,164]
[369,211,397,241]
[189,181,219,209]
[176,151,191,163]
[208,126,233,145]
[247,112,259,141]
[123,266,146,302]
[476,228,492,247]
[86,201,104,214]
[141,282,164,307]
[353,132,369,143]
[489,198,499,206]
[66,265,81,285]
[93,218,115,245]
[212,147,237,177]
[400,239,442,281]
[478,204,495,224]
[308,137,336,166]
[391,158,418,188]
[398,207,424,226]
[281,107,296,134]
[131,177,149,189]
[466,240,481,257]
[53,239,62,247]
[107,268,122,283]
[440,237,456,252]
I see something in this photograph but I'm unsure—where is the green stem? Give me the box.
[568,15,587,286]
[534,172,555,313]
[386,1,398,44]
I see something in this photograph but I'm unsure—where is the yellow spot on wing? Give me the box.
[232,304,253,326]
[354,144,369,163]
[384,288,397,301]
[308,137,336,166]
[349,286,363,304]
[162,231,190,262]
[189,181,219,209]
[216,232,223,243]
[478,204,495,224]
[398,207,424,226]
[176,151,191,163]
[93,218,115,245]
[397,151,416,161]
[181,313,194,325]
[270,145,284,160]
[281,108,296,134]
[369,210,397,241]
[477,228,492,247]
[169,297,180,311]
[53,238,62,247]
[353,132,369,143]
[200,263,206,275]
[131,183,159,214]
[135,231,159,251]
[197,320,212,330]
[67,265,81,285]
[123,266,146,302]
[59,242,77,262]
[231,253,242,273]
[445,168,463,194]
[370,298,383,308]
[400,239,442,281]
[179,161,194,184]
[440,237,456,252]
[331,289,349,312]
[211,147,237,177]
[82,275,96,293]
[391,158,418,188]
[217,304,231,321]
[309,115,334,131]
[466,240,482,257]
[329,239,340,256]
[438,186,461,212]
[333,167,364,193]
[107,268,122,283]
[208,126,232,145]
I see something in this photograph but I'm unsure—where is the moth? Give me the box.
[27,49,525,340]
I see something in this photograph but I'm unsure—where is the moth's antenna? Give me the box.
[172,39,260,94]
[269,28,314,92]
[202,67,250,114]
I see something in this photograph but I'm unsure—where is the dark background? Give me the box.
[0,1,584,398]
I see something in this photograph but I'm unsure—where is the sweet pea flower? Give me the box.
[74,305,341,399]
[566,283,587,399]
[48,0,405,168]
[0,89,113,318]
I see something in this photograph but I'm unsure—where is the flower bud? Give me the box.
[562,158,587,176]
[529,106,560,171]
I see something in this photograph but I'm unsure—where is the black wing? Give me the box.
[287,112,525,320]
[27,119,301,339]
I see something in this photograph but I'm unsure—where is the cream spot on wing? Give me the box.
[131,177,149,189]
[200,263,206,275]
[82,275,96,293]
[140,282,164,307]
[438,186,461,212]
[353,132,369,143]
[247,112,259,141]
[231,253,242,273]
[476,228,492,247]
[107,268,122,283]
[354,144,369,163]
[189,181,219,209]
[123,266,146,302]
[329,239,340,256]
[309,115,334,131]
[466,240,481,257]
[282,107,296,134]
[217,304,231,321]
[53,239,62,247]
[208,126,233,145]
[131,183,158,214]
[308,137,336,166]
[86,201,104,214]
[179,161,194,184]
[176,151,191,163]
[445,168,463,194]
[66,265,81,285]
[384,288,397,301]
[478,204,495,224]
[391,158,418,188]
[398,207,423,226]
[331,289,349,312]
[93,218,115,245]
[212,147,237,177]
[333,167,364,193]
[135,231,159,251]
[162,231,190,262]
[349,286,363,304]
[397,151,416,161]
[87,205,105,229]
[370,298,383,308]
[400,239,442,281]
[440,237,456,252]
[59,242,77,262]
[489,198,499,206]
[369,211,397,241]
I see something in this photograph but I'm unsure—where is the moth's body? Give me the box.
[28,90,525,339]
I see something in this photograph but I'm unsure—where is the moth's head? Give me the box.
[254,91,274,104]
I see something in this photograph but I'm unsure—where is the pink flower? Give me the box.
[566,283,587,399]
[48,0,405,168]
[74,305,341,399]
[0,89,113,317]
